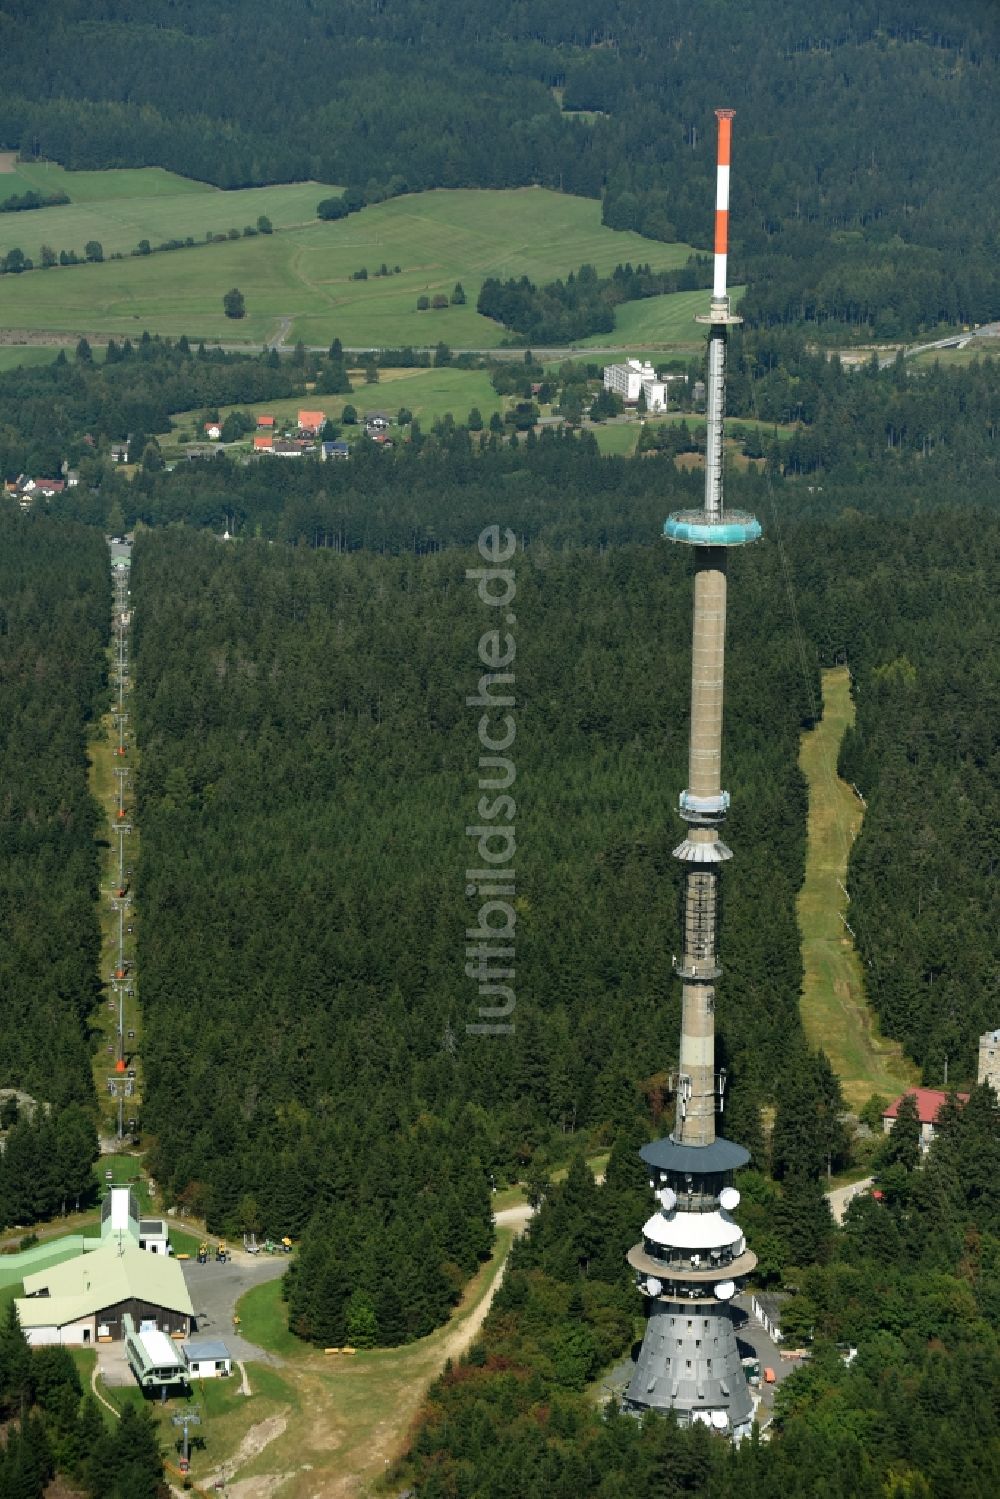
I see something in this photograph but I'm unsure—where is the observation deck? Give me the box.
[663,510,762,547]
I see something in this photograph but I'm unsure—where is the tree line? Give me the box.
[476,259,710,344]
[0,1306,165,1499]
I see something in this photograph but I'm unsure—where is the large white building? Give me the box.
[603,359,670,411]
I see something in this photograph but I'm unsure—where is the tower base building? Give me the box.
[624,1137,755,1437]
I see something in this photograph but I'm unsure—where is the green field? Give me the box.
[577,284,747,350]
[0,182,702,349]
[591,422,640,456]
[0,162,338,262]
[174,367,510,439]
[0,344,62,371]
[797,667,917,1110]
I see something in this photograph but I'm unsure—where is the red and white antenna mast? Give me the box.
[712,108,734,301]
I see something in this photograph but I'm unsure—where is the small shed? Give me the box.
[182,1339,233,1379]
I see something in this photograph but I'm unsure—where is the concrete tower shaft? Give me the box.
[688,554,728,799]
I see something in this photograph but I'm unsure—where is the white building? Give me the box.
[182,1339,233,1379]
[603,359,670,410]
[604,358,655,404]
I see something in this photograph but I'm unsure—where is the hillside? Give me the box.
[0,186,698,347]
[1,1,998,335]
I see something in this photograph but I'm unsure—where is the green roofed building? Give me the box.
[16,1240,194,1347]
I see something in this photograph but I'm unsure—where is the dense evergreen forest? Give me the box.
[1,2,998,334]
[398,1086,999,1495]
[0,516,107,1122]
[130,527,814,1342]
[0,1305,165,1499]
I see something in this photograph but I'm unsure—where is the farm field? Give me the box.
[0,182,702,349]
[0,161,339,260]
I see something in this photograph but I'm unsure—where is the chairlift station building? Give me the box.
[15,1187,193,1347]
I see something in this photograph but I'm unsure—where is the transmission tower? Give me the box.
[624,110,760,1440]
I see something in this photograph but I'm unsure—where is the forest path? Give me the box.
[216,1218,527,1499]
[796,666,916,1110]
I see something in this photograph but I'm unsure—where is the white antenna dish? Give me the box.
[714,1279,736,1301]
[719,1186,740,1211]
[658,1186,677,1213]
[711,1410,729,1430]
[645,1278,663,1298]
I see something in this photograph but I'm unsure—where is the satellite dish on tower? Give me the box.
[711,1410,729,1430]
[645,1277,663,1298]
[658,1186,677,1212]
[719,1186,740,1211]
[714,1280,736,1301]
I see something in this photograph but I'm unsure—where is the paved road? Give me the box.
[826,1176,873,1225]
[181,1252,288,1363]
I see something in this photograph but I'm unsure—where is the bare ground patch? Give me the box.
[204,1412,289,1491]
[0,153,18,174]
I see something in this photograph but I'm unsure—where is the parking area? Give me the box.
[95,1339,134,1387]
[181,1251,288,1363]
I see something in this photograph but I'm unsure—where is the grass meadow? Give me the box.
[0,177,703,349]
[172,367,509,438]
[797,667,917,1109]
[0,161,338,261]
[0,344,62,371]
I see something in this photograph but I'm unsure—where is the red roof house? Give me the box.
[253,434,273,451]
[882,1088,969,1153]
[297,410,326,435]
[257,414,275,429]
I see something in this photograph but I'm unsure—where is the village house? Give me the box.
[882,1088,970,1154]
[320,440,350,460]
[6,474,66,503]
[297,410,327,436]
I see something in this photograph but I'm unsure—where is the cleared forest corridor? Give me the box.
[88,542,141,1148]
[796,666,916,1111]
